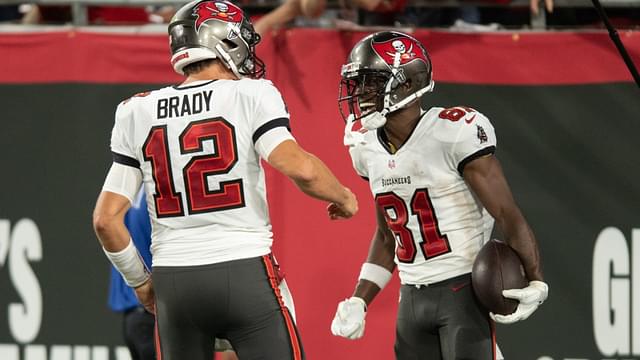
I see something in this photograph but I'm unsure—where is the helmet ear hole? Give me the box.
[222,39,238,49]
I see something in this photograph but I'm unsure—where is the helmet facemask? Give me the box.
[339,57,433,132]
[339,70,392,124]
[225,21,264,78]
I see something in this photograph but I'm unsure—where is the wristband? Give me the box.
[103,239,150,288]
[358,262,392,290]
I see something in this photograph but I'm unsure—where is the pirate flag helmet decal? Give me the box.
[371,37,430,66]
[194,1,244,32]
[169,0,264,78]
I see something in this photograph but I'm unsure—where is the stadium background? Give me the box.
[0,28,639,359]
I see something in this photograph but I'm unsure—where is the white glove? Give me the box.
[330,297,367,339]
[491,280,549,324]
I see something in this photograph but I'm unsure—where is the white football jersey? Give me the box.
[349,106,497,285]
[110,79,293,267]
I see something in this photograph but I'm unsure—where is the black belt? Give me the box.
[403,272,471,289]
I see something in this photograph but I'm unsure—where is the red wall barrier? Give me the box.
[1,29,639,84]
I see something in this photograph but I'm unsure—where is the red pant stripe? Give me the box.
[262,255,303,360]
[154,315,163,360]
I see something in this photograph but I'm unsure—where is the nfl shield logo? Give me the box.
[388,159,396,169]
[476,125,488,144]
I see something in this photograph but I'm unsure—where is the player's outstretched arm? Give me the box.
[331,206,396,339]
[463,154,548,323]
[267,140,357,219]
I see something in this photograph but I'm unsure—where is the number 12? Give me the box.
[142,118,245,218]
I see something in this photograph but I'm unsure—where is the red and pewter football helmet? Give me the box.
[169,0,264,78]
[339,31,434,133]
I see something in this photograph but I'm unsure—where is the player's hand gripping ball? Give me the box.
[472,239,549,324]
[472,239,528,315]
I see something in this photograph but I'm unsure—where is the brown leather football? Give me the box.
[472,239,528,315]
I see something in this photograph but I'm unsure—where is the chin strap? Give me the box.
[358,79,435,132]
[360,111,388,132]
[362,51,435,132]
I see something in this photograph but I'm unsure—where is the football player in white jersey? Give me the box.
[330,31,548,359]
[92,1,357,360]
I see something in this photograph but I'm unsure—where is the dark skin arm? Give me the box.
[463,154,543,282]
[351,205,397,307]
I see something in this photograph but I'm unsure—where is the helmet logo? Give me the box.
[193,1,244,33]
[371,37,427,65]
[392,40,406,54]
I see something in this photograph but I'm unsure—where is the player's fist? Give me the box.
[328,188,358,220]
[491,280,548,324]
[134,279,156,314]
[331,297,366,339]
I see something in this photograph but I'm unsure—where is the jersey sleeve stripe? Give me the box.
[457,146,496,175]
[112,151,141,168]
[252,118,291,144]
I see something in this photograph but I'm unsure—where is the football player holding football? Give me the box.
[331,31,548,359]
[92,1,357,359]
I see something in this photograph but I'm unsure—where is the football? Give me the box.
[472,239,528,315]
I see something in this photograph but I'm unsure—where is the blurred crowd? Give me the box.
[0,0,638,30]
[0,4,176,25]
